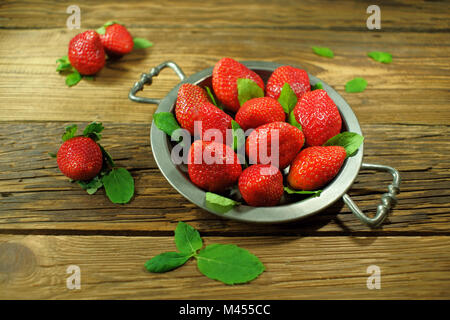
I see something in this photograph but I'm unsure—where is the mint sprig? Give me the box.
[323,132,364,157]
[145,222,265,285]
[205,192,240,214]
[368,51,392,64]
[278,82,297,114]
[345,78,368,93]
[133,38,153,49]
[231,120,245,152]
[237,78,264,106]
[312,46,334,58]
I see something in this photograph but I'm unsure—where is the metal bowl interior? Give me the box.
[150,61,363,223]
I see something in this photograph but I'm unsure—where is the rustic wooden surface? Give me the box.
[0,0,449,299]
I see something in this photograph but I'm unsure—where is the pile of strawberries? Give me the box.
[167,57,359,208]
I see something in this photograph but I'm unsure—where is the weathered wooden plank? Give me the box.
[0,122,448,234]
[1,235,449,299]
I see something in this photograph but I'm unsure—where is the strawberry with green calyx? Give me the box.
[266,65,310,102]
[235,97,285,131]
[96,21,152,57]
[51,122,134,204]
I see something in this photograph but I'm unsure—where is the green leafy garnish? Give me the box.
[133,38,153,49]
[153,112,182,142]
[99,144,115,168]
[288,111,302,131]
[323,132,364,157]
[231,120,245,151]
[96,21,118,35]
[48,152,57,158]
[205,192,240,214]
[65,70,82,87]
[312,46,334,58]
[77,176,103,195]
[101,167,134,204]
[237,78,264,106]
[83,122,104,141]
[368,51,392,64]
[205,86,223,110]
[311,82,323,90]
[278,83,297,113]
[145,222,265,285]
[62,124,77,141]
[345,78,368,93]
[56,56,72,72]
[284,186,322,197]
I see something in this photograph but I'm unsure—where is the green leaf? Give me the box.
[231,120,245,151]
[153,112,182,142]
[62,124,77,141]
[56,56,72,72]
[311,82,323,91]
[83,75,95,81]
[77,176,103,195]
[278,83,298,113]
[323,132,364,157]
[368,51,392,64]
[205,86,222,110]
[196,244,265,285]
[312,46,334,58]
[345,78,367,93]
[102,168,134,204]
[65,70,82,87]
[99,144,115,168]
[174,221,203,255]
[83,122,104,141]
[48,152,57,158]
[237,78,264,106]
[288,111,302,131]
[145,252,191,273]
[205,192,239,214]
[133,38,153,49]
[284,187,322,196]
[96,21,118,35]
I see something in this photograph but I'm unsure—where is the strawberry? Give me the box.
[175,83,232,141]
[57,136,103,181]
[188,140,242,193]
[246,121,305,169]
[287,146,346,190]
[293,89,342,146]
[98,23,134,57]
[212,57,264,112]
[235,97,285,131]
[68,30,105,75]
[238,164,283,207]
[265,65,310,100]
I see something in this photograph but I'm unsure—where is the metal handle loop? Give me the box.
[343,163,401,228]
[128,61,186,104]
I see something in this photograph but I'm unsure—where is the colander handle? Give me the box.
[343,163,401,228]
[129,61,186,104]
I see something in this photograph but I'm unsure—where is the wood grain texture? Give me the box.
[1,235,449,299]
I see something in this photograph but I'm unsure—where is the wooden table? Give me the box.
[0,0,449,300]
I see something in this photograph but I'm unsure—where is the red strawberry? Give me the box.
[175,83,210,135]
[212,57,264,112]
[188,140,242,193]
[192,102,233,142]
[68,30,105,75]
[287,146,346,190]
[246,121,305,169]
[235,97,285,131]
[98,23,134,57]
[238,164,283,207]
[266,65,310,100]
[293,89,342,146]
[57,136,103,181]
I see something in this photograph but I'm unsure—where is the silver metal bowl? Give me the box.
[129,61,400,227]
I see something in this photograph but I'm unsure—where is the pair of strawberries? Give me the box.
[175,58,346,207]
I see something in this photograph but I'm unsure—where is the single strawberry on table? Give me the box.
[293,89,342,147]
[246,121,305,169]
[265,65,310,101]
[235,97,285,131]
[97,22,134,57]
[287,146,346,191]
[68,30,106,75]
[212,57,264,112]
[238,164,284,207]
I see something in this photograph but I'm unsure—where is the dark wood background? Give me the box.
[0,0,449,299]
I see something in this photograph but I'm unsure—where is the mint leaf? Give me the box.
[96,21,118,35]
[284,186,321,196]
[196,244,265,285]
[205,192,239,214]
[65,70,82,87]
[205,86,222,110]
[288,111,302,131]
[99,144,115,168]
[278,83,297,113]
[133,38,153,49]
[77,176,103,195]
[345,78,367,93]
[145,252,190,273]
[62,124,77,141]
[368,51,392,64]
[48,152,57,158]
[174,221,203,255]
[323,132,364,157]
[231,120,245,151]
[83,75,95,81]
[83,122,104,141]
[153,112,182,142]
[102,168,134,204]
[237,78,264,106]
[312,46,334,58]
[56,56,72,72]
[311,82,323,91]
